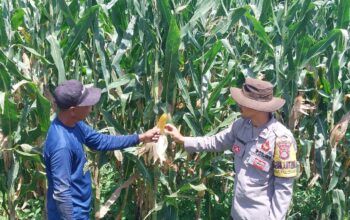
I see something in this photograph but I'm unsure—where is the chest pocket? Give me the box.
[246,140,274,185]
[246,155,271,184]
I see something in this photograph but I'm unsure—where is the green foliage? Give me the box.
[0,0,349,219]
[289,178,322,219]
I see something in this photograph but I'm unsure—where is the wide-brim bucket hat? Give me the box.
[230,78,285,112]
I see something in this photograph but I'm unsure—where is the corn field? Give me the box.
[0,0,349,219]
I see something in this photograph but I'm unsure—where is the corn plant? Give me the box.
[0,0,349,219]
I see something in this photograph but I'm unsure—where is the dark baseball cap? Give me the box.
[53,80,101,110]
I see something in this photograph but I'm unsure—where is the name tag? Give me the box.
[248,155,270,172]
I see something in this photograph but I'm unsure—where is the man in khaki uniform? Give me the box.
[165,78,297,220]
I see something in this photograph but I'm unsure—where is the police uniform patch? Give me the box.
[261,140,270,152]
[279,145,290,159]
[248,155,270,172]
[255,149,272,161]
[273,135,297,178]
[253,157,266,171]
[232,145,241,154]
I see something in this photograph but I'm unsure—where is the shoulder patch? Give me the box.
[273,135,297,178]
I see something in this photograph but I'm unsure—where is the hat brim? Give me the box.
[77,87,101,107]
[230,87,285,112]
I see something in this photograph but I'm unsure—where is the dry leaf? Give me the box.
[136,143,154,165]
[344,94,350,101]
[136,135,168,165]
[15,176,23,199]
[43,84,57,112]
[22,52,31,76]
[114,150,123,162]
[0,134,11,170]
[341,158,350,180]
[153,135,168,165]
[330,112,350,149]
[308,173,320,188]
[289,95,315,129]
[95,174,138,218]
[196,99,201,109]
[256,72,265,80]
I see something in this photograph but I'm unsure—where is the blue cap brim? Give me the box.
[77,87,101,107]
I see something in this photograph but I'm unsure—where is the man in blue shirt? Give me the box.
[44,80,159,220]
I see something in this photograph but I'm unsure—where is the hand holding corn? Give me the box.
[164,124,184,144]
[138,127,160,143]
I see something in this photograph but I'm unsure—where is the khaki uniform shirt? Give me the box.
[184,117,297,220]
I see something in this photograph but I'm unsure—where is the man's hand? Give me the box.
[164,124,184,144]
[139,127,160,143]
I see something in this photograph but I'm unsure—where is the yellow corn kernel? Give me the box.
[157,113,168,134]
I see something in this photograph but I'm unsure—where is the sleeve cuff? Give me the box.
[134,134,140,145]
[183,137,198,153]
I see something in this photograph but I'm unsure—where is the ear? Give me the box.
[68,106,77,115]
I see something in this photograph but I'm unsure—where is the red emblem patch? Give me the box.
[278,143,290,160]
[232,145,241,154]
[253,157,266,171]
[261,140,270,152]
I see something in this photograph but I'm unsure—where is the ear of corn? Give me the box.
[157,113,168,134]
[1,0,349,218]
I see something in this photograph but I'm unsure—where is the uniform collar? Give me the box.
[242,115,276,140]
[258,116,276,139]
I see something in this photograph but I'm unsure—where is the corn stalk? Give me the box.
[0,0,350,219]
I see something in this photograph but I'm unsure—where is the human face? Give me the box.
[71,105,92,121]
[238,104,257,119]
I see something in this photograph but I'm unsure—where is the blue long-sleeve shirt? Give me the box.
[44,117,140,220]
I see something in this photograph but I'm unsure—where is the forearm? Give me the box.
[183,124,236,153]
[87,133,140,151]
[184,136,229,153]
[54,194,73,220]
[269,177,294,219]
